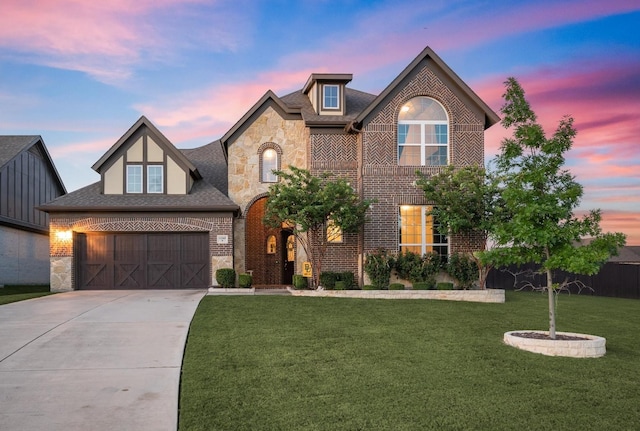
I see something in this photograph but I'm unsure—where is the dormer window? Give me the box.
[127,165,143,193]
[148,165,164,193]
[323,85,340,110]
[126,164,164,194]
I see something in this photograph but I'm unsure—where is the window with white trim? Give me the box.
[398,97,448,166]
[147,165,163,193]
[323,84,339,110]
[126,165,142,193]
[399,205,448,259]
[261,148,278,183]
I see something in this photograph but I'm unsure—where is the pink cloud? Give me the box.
[0,0,245,83]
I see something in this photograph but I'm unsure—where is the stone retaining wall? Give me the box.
[288,288,505,303]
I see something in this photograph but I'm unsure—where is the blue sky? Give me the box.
[1,0,638,243]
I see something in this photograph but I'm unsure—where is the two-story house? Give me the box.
[0,136,66,285]
[41,46,498,291]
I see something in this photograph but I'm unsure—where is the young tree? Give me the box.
[483,77,626,339]
[416,165,499,288]
[263,166,373,289]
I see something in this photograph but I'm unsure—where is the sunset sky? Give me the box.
[1,0,638,244]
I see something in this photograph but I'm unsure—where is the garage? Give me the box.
[76,232,209,289]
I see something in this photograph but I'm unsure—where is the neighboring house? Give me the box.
[0,136,66,285]
[41,46,498,291]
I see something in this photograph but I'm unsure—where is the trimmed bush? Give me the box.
[238,273,252,288]
[339,272,356,289]
[293,275,308,290]
[389,283,405,290]
[216,268,236,288]
[320,272,339,290]
[413,279,436,290]
[446,253,478,289]
[395,251,442,284]
[364,248,395,289]
[334,281,347,290]
[437,282,454,290]
[362,285,377,290]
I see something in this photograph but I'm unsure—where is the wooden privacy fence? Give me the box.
[486,262,640,299]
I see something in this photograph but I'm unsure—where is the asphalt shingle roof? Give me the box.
[0,136,40,168]
[39,140,237,213]
[280,88,377,125]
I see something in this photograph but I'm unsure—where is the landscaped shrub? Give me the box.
[413,279,436,290]
[238,273,252,288]
[389,283,405,290]
[320,272,339,290]
[394,251,442,284]
[216,268,236,288]
[437,282,454,290]
[364,248,395,289]
[293,275,308,290]
[446,253,478,289]
[362,285,377,290]
[334,281,347,290]
[339,272,356,289]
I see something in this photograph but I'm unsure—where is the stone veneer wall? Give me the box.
[228,106,308,275]
[361,65,486,254]
[48,212,233,291]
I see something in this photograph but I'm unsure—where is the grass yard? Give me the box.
[0,285,52,305]
[179,291,640,430]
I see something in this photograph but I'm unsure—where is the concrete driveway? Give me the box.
[0,289,206,431]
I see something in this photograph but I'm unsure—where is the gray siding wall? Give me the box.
[0,225,50,285]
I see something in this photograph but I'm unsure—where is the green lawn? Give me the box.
[179,291,640,431]
[0,285,52,305]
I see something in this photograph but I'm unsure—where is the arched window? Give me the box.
[261,147,279,183]
[397,97,448,166]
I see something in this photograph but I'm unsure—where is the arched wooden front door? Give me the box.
[245,197,295,286]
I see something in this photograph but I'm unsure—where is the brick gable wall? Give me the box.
[361,65,485,254]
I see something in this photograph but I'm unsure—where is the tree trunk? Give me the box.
[547,268,556,339]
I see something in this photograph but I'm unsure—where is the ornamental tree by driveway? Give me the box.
[482,77,626,339]
[263,166,373,289]
[416,164,499,289]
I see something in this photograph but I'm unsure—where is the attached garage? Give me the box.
[76,232,209,289]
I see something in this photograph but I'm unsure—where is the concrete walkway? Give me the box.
[0,289,206,431]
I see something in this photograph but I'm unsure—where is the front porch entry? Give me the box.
[245,197,295,286]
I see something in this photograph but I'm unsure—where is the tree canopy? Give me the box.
[483,77,626,338]
[264,166,373,288]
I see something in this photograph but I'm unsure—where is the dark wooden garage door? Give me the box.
[76,232,209,289]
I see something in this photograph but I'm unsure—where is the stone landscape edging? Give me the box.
[287,288,505,303]
[504,330,606,358]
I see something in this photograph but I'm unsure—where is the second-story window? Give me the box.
[262,148,278,183]
[147,165,164,193]
[126,165,143,193]
[323,84,339,110]
[398,97,448,166]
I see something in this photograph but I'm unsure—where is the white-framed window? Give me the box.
[398,97,448,166]
[399,205,448,259]
[147,165,163,193]
[322,84,339,110]
[261,148,278,183]
[326,218,343,243]
[126,165,143,193]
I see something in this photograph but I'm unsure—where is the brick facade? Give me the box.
[361,65,485,254]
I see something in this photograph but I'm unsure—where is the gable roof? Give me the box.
[92,116,201,180]
[0,135,66,194]
[220,90,301,148]
[353,46,500,130]
[39,120,237,214]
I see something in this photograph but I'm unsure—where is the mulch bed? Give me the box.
[511,331,589,341]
